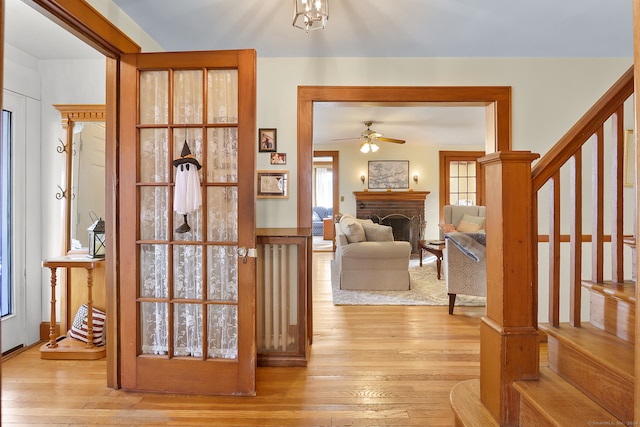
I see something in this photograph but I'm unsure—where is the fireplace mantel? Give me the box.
[354,191,429,254]
[353,191,430,201]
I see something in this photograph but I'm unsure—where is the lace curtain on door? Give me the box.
[138,69,239,358]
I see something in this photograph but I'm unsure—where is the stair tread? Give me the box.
[582,279,636,303]
[450,379,498,427]
[514,367,621,424]
[539,322,634,379]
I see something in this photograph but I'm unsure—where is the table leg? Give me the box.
[436,257,442,280]
[419,248,423,267]
[48,267,58,348]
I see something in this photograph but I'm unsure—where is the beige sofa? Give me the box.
[334,215,412,291]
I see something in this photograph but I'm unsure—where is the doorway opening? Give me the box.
[297,86,512,336]
[312,150,339,252]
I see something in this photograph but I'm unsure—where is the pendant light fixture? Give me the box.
[293,0,329,32]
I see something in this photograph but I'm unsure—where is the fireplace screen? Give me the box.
[372,213,423,253]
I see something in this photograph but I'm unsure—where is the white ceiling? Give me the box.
[4,0,633,149]
[110,0,632,58]
[5,0,102,59]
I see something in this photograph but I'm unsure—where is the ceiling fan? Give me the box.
[334,121,406,153]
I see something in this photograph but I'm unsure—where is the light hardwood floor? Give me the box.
[1,252,486,426]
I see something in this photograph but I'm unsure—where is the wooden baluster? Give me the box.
[592,127,605,283]
[85,267,95,348]
[569,150,583,327]
[549,171,561,327]
[611,106,625,283]
[47,266,58,348]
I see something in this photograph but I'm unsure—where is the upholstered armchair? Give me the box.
[439,205,487,239]
[441,205,487,314]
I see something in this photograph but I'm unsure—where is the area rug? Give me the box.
[331,257,486,307]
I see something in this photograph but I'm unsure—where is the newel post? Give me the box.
[478,151,540,426]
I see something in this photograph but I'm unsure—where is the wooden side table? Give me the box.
[322,218,333,240]
[40,255,106,360]
[418,240,446,280]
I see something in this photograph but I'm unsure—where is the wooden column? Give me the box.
[479,151,540,425]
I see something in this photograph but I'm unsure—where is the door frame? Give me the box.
[297,86,512,233]
[25,0,141,389]
[1,90,27,354]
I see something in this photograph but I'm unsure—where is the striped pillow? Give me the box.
[67,304,106,346]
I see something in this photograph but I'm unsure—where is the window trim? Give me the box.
[439,151,486,223]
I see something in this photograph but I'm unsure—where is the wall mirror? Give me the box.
[54,104,105,253]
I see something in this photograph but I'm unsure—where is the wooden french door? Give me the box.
[119,50,257,395]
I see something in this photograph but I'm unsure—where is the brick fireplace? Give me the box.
[354,191,429,254]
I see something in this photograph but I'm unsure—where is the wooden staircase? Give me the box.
[516,275,636,424]
[451,66,637,425]
[517,321,634,424]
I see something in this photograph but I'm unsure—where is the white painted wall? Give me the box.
[256,57,632,228]
[38,58,106,326]
[4,44,43,345]
[4,43,105,340]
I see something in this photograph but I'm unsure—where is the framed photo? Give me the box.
[368,160,409,189]
[257,170,288,198]
[259,128,277,152]
[624,129,635,187]
[270,152,287,165]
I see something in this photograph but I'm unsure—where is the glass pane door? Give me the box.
[120,50,256,395]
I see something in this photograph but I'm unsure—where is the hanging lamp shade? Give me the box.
[293,0,329,32]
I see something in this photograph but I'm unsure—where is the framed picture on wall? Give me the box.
[258,128,277,152]
[368,160,409,189]
[257,170,288,198]
[270,152,286,165]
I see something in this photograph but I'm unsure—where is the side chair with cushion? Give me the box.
[440,205,487,314]
[312,206,333,236]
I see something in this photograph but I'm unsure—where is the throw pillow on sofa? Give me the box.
[439,223,457,234]
[339,215,366,243]
[362,223,394,242]
[456,214,486,233]
[339,215,373,243]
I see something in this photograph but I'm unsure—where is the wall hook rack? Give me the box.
[56,138,67,154]
[55,185,68,200]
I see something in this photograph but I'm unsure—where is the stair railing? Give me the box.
[530,66,634,328]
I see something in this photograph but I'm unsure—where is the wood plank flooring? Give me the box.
[2,252,486,426]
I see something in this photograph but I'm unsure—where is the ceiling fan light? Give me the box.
[370,143,379,152]
[360,141,370,153]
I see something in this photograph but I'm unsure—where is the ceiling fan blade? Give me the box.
[331,137,360,141]
[376,137,405,144]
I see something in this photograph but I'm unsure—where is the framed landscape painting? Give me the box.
[368,160,409,189]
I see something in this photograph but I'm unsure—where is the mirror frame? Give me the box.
[54,104,106,254]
